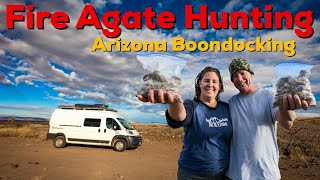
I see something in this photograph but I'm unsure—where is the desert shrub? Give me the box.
[7,117,16,125]
[0,123,48,141]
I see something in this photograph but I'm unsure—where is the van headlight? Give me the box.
[126,129,133,134]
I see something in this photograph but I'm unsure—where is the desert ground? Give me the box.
[0,118,319,180]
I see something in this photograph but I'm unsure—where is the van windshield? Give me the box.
[117,118,134,130]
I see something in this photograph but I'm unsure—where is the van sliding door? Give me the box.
[68,118,103,144]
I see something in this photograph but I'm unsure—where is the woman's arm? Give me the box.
[136,89,186,121]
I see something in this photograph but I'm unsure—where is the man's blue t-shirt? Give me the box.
[166,99,232,174]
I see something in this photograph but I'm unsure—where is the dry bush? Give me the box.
[0,122,48,141]
[133,123,184,142]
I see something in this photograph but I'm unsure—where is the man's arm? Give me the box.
[275,94,308,129]
[275,108,296,129]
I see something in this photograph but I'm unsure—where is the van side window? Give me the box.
[106,118,121,130]
[84,118,101,127]
[106,118,113,129]
[113,119,121,130]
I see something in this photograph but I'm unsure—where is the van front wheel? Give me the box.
[54,136,66,148]
[113,139,126,152]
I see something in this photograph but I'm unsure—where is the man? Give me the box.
[226,58,308,180]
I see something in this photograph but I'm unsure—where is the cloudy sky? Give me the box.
[0,0,319,123]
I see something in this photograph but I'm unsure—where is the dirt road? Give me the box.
[0,137,181,180]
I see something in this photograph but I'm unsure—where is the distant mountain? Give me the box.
[0,106,318,122]
[0,116,48,121]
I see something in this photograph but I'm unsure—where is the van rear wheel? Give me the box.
[54,136,66,148]
[113,139,126,152]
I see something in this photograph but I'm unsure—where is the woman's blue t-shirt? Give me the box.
[166,99,232,174]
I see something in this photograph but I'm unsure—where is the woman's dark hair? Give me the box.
[194,67,224,101]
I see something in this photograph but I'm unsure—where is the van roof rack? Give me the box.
[58,104,117,112]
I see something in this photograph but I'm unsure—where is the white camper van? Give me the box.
[47,104,142,152]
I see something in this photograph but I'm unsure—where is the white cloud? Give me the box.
[221,0,243,12]
[24,80,34,85]
[156,111,165,116]
[89,0,107,7]
[180,29,206,41]
[50,64,74,80]
[289,0,305,11]
[81,91,107,100]
[46,95,72,104]
[89,0,122,6]
[0,109,52,119]
[0,71,13,85]
[0,103,51,111]
[109,0,122,5]
[8,73,15,77]
[15,75,33,84]
[53,86,82,98]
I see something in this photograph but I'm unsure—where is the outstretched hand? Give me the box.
[280,94,309,111]
[136,90,175,104]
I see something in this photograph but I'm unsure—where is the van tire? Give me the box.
[113,139,126,152]
[54,136,66,148]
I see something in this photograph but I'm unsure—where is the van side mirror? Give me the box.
[113,125,120,130]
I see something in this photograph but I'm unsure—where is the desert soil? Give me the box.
[0,119,320,180]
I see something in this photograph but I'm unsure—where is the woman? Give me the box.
[137,67,232,180]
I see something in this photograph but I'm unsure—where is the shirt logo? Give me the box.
[206,117,228,127]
